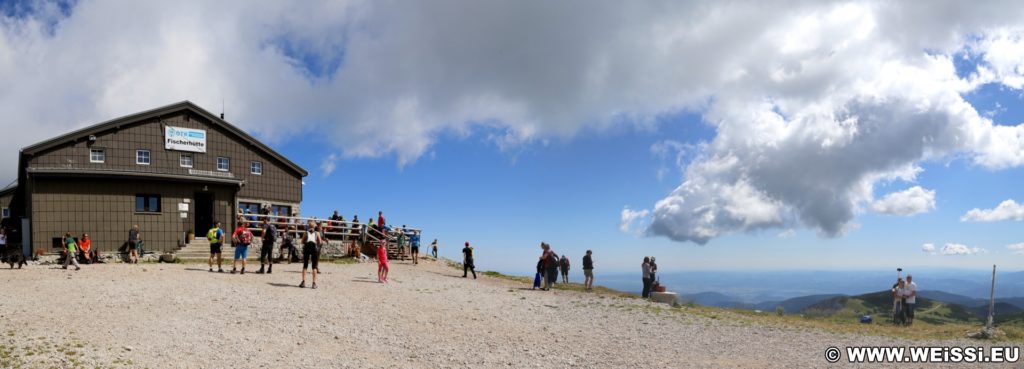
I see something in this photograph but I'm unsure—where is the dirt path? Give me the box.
[0,259,1014,368]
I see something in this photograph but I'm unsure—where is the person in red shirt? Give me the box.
[78,233,97,264]
[231,222,254,274]
[377,238,389,283]
[377,211,385,229]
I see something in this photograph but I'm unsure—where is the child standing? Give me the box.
[377,239,389,283]
[62,232,81,271]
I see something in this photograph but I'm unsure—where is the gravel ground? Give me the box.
[0,259,1017,368]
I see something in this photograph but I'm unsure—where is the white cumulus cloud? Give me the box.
[1007,243,1024,255]
[961,199,1024,222]
[619,207,650,235]
[940,243,986,256]
[871,186,936,216]
[3,2,1024,245]
[320,153,338,177]
[922,243,936,254]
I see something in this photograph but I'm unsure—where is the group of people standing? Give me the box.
[208,217,326,289]
[534,243,595,291]
[891,274,918,326]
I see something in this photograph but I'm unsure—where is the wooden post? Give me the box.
[987,264,996,330]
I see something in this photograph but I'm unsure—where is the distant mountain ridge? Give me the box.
[681,289,1024,321]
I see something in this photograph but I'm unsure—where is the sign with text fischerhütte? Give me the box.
[165,126,207,153]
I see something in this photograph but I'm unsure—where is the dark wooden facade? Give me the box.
[8,101,308,254]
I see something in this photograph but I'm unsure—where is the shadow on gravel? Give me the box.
[267,282,298,288]
[350,279,380,283]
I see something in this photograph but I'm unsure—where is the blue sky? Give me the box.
[3,1,1024,274]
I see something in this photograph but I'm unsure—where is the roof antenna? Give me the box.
[220,98,225,120]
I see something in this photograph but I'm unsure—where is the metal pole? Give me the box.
[987,264,996,330]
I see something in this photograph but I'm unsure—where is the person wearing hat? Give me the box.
[462,241,476,279]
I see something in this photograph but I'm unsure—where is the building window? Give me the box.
[271,205,291,217]
[1,207,8,218]
[136,150,151,165]
[251,161,262,175]
[89,148,105,163]
[135,194,161,213]
[217,157,230,172]
[238,202,260,221]
[179,154,193,168]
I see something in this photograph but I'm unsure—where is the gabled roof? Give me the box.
[20,101,308,177]
[0,180,15,196]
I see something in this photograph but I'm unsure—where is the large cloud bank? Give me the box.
[2,1,1024,243]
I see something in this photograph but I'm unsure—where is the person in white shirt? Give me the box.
[905,275,918,326]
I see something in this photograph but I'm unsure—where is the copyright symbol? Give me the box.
[825,347,841,363]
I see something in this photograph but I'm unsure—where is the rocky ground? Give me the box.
[0,258,1017,368]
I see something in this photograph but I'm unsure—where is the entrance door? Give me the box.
[194,192,214,235]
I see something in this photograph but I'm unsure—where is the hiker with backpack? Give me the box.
[258,219,277,274]
[891,278,909,325]
[559,254,570,283]
[231,221,254,274]
[207,221,225,272]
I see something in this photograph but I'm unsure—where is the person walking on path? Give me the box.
[231,222,254,274]
[462,241,476,279]
[207,221,225,272]
[559,254,570,284]
[258,219,278,274]
[431,239,438,259]
[905,275,918,326]
[582,250,594,291]
[641,257,653,298]
[300,223,322,288]
[62,232,81,270]
[377,238,390,283]
[127,225,141,264]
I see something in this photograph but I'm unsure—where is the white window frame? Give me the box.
[251,161,262,175]
[179,154,194,168]
[217,157,230,172]
[89,148,105,163]
[1,207,8,218]
[136,149,151,165]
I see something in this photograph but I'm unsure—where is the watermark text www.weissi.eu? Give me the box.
[825,346,1020,364]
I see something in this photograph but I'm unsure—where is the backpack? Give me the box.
[207,228,220,243]
[238,229,253,244]
[264,224,277,243]
[548,252,559,270]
